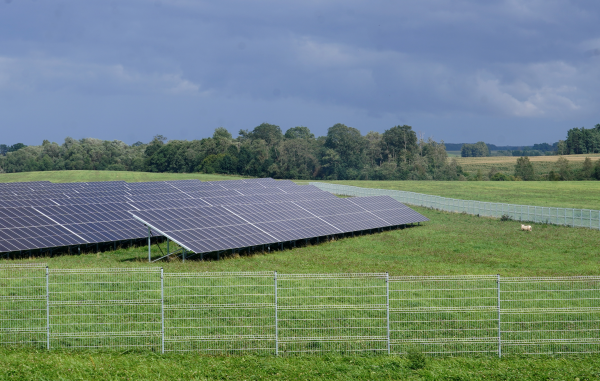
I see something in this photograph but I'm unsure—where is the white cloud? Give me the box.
[0,56,202,96]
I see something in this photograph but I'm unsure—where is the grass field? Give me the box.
[9,205,600,277]
[452,153,600,177]
[1,171,599,379]
[308,180,600,210]
[1,348,598,380]
[0,170,242,183]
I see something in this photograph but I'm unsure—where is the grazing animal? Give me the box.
[521,224,532,231]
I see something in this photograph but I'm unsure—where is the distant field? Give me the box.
[446,150,461,157]
[0,170,242,183]
[452,153,600,176]
[2,170,599,210]
[308,180,600,210]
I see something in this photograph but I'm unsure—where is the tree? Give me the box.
[8,143,26,152]
[382,125,417,163]
[324,123,366,178]
[554,156,572,180]
[593,159,600,180]
[514,156,535,180]
[284,126,314,140]
[249,123,283,146]
[461,142,489,157]
[213,127,232,140]
[581,157,593,179]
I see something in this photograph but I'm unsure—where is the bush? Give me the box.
[500,214,511,221]
[491,172,513,181]
[407,347,426,370]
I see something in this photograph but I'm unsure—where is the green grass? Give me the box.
[306,180,600,210]
[0,170,243,183]
[2,171,599,378]
[451,154,600,177]
[1,348,598,380]
[8,206,600,277]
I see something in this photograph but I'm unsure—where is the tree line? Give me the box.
[0,124,466,181]
[460,123,600,157]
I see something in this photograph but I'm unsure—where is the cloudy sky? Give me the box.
[1,0,599,146]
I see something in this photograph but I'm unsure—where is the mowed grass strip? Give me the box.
[0,170,243,183]
[9,207,600,277]
[306,180,600,210]
[1,348,598,380]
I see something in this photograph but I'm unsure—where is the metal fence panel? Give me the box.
[48,268,162,350]
[310,182,600,231]
[389,275,499,356]
[2,264,600,357]
[0,263,48,348]
[163,272,276,354]
[277,273,388,355]
[500,276,600,355]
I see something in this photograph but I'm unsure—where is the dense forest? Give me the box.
[0,124,466,181]
[2,122,600,181]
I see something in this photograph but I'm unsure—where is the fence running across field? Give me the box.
[2,264,600,356]
[310,182,600,230]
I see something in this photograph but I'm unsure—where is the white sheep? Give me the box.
[521,224,532,231]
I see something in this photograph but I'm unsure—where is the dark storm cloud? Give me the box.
[0,0,599,145]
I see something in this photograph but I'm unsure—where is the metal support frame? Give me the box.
[147,226,152,263]
[497,274,501,358]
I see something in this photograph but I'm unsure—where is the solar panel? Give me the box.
[0,178,428,257]
[130,194,428,255]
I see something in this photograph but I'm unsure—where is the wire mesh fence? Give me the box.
[48,267,163,351]
[0,263,47,349]
[163,271,275,354]
[310,182,600,230]
[1,264,600,356]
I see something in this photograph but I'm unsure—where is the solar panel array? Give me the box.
[0,178,428,256]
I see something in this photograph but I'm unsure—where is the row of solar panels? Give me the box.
[0,178,428,255]
[131,196,428,254]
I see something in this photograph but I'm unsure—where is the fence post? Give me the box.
[497,274,501,358]
[386,272,390,355]
[573,209,575,227]
[274,271,278,356]
[46,266,50,351]
[160,267,164,354]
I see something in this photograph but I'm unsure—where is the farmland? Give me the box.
[1,171,599,380]
[452,153,600,177]
[307,180,600,210]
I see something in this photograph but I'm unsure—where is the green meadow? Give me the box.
[1,171,599,380]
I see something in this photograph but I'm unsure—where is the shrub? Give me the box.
[407,347,426,370]
[491,172,513,181]
[500,214,511,221]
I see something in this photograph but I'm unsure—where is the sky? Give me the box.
[0,0,599,146]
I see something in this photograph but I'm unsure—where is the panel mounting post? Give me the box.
[147,226,152,263]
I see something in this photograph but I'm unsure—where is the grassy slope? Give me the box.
[307,180,600,210]
[0,170,243,183]
[10,206,600,277]
[3,170,597,209]
[1,349,598,381]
